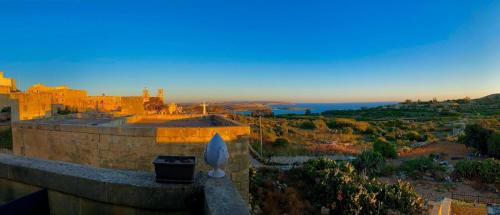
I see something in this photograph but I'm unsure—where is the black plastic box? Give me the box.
[152,156,196,183]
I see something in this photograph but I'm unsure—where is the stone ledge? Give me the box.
[0,153,201,210]
[204,176,249,215]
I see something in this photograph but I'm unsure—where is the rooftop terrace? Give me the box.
[124,117,217,127]
[22,113,242,128]
[11,113,251,202]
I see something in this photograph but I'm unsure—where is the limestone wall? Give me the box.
[0,153,197,214]
[9,92,53,121]
[12,118,251,199]
[0,72,16,92]
[126,114,205,123]
[85,96,122,112]
[121,96,145,115]
[0,153,249,215]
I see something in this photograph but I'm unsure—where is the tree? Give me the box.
[144,97,163,112]
[353,150,385,177]
[487,133,500,158]
[406,130,422,141]
[460,123,495,155]
[304,109,312,115]
[373,138,397,158]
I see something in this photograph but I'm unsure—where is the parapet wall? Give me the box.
[126,114,206,123]
[0,153,249,214]
[12,115,251,199]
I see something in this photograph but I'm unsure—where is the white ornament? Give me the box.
[204,133,229,178]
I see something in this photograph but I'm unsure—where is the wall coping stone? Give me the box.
[204,176,249,215]
[0,153,203,210]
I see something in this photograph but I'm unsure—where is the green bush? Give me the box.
[299,121,316,130]
[286,158,424,214]
[454,159,480,179]
[326,118,370,132]
[399,156,445,179]
[477,159,500,183]
[487,133,500,158]
[406,130,422,141]
[454,159,500,184]
[373,138,398,158]
[274,137,289,147]
[460,122,499,158]
[313,119,329,130]
[353,150,385,177]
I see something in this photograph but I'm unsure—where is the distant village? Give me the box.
[0,71,184,121]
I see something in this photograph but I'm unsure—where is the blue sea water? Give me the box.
[238,102,398,115]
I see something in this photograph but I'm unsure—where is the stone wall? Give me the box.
[0,72,16,93]
[121,96,145,115]
[0,153,249,215]
[85,96,122,112]
[0,153,196,214]
[9,92,53,121]
[12,116,251,199]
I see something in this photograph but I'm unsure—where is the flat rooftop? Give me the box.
[17,114,243,128]
[124,118,217,127]
[24,116,115,125]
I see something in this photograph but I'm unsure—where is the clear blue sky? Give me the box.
[1,0,499,103]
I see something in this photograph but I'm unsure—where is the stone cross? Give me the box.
[201,102,208,115]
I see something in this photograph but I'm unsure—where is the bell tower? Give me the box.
[142,87,150,98]
[157,88,164,103]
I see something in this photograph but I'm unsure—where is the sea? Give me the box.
[237,102,398,115]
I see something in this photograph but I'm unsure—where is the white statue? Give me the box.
[204,133,229,177]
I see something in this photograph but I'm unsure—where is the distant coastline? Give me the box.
[237,101,398,115]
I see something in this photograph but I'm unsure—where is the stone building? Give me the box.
[27,84,88,112]
[157,88,165,102]
[84,95,122,112]
[0,71,179,121]
[0,72,17,94]
[0,72,18,109]
[120,96,146,115]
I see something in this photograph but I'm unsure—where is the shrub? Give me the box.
[373,138,398,158]
[454,159,500,183]
[304,109,312,115]
[250,168,314,215]
[287,158,424,214]
[326,118,370,132]
[454,160,480,179]
[274,137,289,147]
[477,159,500,184]
[299,121,316,130]
[353,150,385,177]
[313,119,329,130]
[487,133,500,158]
[460,123,496,157]
[400,156,445,179]
[406,130,422,141]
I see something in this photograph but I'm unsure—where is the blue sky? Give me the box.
[1,0,499,103]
